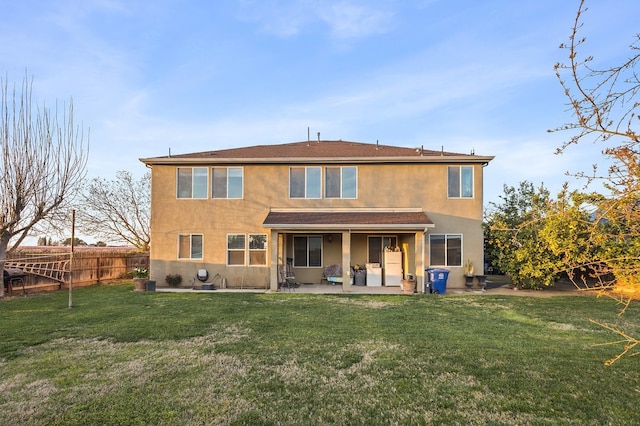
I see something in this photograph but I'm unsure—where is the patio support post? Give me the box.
[415,231,425,293]
[341,230,351,293]
[269,230,279,291]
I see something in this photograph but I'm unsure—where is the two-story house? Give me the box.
[140,140,493,292]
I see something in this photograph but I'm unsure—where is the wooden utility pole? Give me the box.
[69,210,75,309]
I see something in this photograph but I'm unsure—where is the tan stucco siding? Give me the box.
[157,162,483,214]
[149,165,274,287]
[424,213,484,286]
[148,161,486,289]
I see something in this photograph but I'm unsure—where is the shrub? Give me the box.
[134,268,148,278]
[165,274,182,287]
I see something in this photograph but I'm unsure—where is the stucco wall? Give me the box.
[148,161,485,289]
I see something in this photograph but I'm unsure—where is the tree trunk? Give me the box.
[0,238,9,298]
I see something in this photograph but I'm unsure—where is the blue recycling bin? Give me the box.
[426,268,450,294]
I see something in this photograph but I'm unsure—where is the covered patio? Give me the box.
[263,208,435,293]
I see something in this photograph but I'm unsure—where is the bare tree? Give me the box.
[1,73,89,297]
[553,0,639,152]
[551,0,640,364]
[76,171,150,251]
[552,0,640,292]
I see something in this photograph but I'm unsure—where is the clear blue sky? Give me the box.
[1,0,638,206]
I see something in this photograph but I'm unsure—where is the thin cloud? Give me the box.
[236,0,395,39]
[2,0,639,206]
[316,1,395,39]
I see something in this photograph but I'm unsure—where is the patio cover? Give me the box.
[263,209,434,230]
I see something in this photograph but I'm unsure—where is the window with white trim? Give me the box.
[448,166,473,198]
[289,167,321,199]
[226,234,268,266]
[212,167,243,199]
[248,234,268,266]
[178,234,203,259]
[293,235,322,267]
[177,167,208,199]
[227,234,246,266]
[325,166,357,199]
[429,234,462,267]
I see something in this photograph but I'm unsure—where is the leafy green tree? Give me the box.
[60,237,88,246]
[484,181,559,288]
[539,188,602,280]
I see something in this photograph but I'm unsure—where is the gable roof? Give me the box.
[140,140,493,165]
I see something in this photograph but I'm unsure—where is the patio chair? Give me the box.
[323,264,343,285]
[278,263,297,291]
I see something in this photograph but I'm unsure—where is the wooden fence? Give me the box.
[4,247,149,294]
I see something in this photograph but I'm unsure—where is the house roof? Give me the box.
[140,140,493,165]
[263,209,435,230]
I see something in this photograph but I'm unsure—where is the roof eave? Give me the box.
[139,155,494,165]
[264,223,436,230]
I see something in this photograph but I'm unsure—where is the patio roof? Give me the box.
[262,209,434,230]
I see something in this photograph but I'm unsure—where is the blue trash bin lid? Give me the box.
[427,268,449,274]
[429,268,450,279]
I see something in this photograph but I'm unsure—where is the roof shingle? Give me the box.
[146,140,475,160]
[263,210,434,230]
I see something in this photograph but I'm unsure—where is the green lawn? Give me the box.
[0,284,638,425]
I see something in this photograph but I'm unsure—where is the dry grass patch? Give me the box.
[331,295,402,309]
[0,284,639,424]
[0,326,257,425]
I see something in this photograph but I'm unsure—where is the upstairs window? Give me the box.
[325,166,357,199]
[290,167,321,199]
[177,167,208,199]
[212,167,243,199]
[448,166,473,198]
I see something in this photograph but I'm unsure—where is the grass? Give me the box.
[0,284,638,425]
